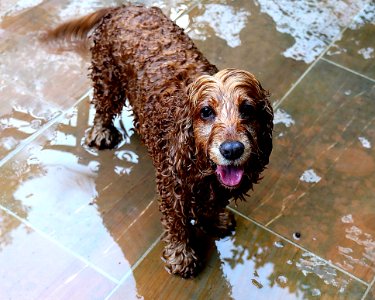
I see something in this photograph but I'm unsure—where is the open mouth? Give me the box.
[215,165,244,188]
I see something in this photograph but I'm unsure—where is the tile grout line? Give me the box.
[227,206,370,287]
[361,275,375,300]
[273,58,321,110]
[0,202,120,285]
[129,232,163,273]
[104,232,163,299]
[321,57,375,83]
[0,89,92,169]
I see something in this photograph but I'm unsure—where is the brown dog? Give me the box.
[47,4,273,278]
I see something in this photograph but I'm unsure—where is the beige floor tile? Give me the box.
[0,209,116,299]
[0,98,162,280]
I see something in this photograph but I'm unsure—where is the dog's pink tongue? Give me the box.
[216,165,244,187]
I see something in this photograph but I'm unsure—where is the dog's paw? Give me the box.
[162,243,200,279]
[203,210,236,239]
[85,125,122,149]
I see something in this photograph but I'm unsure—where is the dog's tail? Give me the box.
[42,8,112,47]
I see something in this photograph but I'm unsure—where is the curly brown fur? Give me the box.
[47,4,273,278]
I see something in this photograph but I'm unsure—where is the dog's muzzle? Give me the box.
[213,140,245,188]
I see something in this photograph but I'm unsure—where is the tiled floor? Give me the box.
[0,0,374,299]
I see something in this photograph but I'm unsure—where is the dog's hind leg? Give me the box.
[85,46,126,149]
[200,209,236,239]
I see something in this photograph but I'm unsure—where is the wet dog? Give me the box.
[47,4,273,278]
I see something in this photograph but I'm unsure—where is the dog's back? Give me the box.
[46,5,217,92]
[88,5,217,152]
[46,5,217,140]
[89,5,217,97]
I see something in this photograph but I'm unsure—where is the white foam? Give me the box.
[256,0,371,63]
[296,252,349,291]
[273,109,295,127]
[358,47,374,59]
[358,136,371,149]
[341,214,354,224]
[350,2,375,29]
[191,4,250,48]
[300,169,321,183]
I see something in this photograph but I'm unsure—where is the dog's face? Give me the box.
[188,69,273,189]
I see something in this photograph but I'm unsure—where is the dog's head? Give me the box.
[188,68,273,189]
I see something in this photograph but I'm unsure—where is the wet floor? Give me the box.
[0,0,374,299]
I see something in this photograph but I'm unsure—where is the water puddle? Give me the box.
[256,0,372,63]
[214,227,360,299]
[0,98,159,279]
[0,27,89,158]
[299,169,322,184]
[358,136,372,149]
[296,252,348,293]
[273,109,295,128]
[177,0,374,64]
[357,47,374,59]
[189,4,250,48]
[349,2,375,29]
[327,2,375,59]
[336,214,375,276]
[0,0,44,22]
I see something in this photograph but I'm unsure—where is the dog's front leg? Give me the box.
[86,111,123,149]
[160,203,199,278]
[86,45,126,149]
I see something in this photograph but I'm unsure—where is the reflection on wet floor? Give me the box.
[0,0,374,299]
[110,217,367,299]
[0,98,162,281]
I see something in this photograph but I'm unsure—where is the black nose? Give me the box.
[219,141,245,160]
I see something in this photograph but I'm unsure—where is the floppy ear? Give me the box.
[257,87,273,168]
[169,92,196,183]
[170,76,218,182]
[219,69,273,169]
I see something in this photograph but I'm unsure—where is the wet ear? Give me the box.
[258,89,273,167]
[169,94,196,180]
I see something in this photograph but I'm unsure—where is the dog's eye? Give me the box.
[240,102,255,120]
[200,106,215,120]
